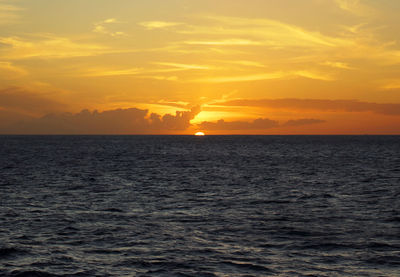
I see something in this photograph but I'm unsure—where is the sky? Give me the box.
[1,0,400,134]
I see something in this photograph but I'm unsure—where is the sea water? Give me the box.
[1,135,399,276]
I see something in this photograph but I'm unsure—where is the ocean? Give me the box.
[0,135,399,276]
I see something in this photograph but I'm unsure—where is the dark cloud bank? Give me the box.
[13,88,400,134]
[0,87,327,134]
[215,98,400,116]
[198,118,324,131]
[0,107,201,134]
[0,107,324,134]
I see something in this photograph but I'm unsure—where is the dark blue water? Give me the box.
[1,136,399,276]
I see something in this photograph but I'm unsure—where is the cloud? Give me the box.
[0,87,66,115]
[81,62,212,78]
[193,70,333,83]
[198,118,279,131]
[321,61,355,70]
[0,35,110,60]
[218,60,266,68]
[0,1,21,25]
[83,67,142,77]
[179,15,351,48]
[293,70,334,81]
[1,106,201,134]
[194,72,285,83]
[0,62,27,79]
[334,0,373,16]
[381,80,400,90]
[213,98,400,116]
[151,105,201,131]
[0,109,34,130]
[283,119,326,127]
[93,18,126,37]
[154,62,212,70]
[139,21,182,30]
[184,39,262,46]
[198,117,325,131]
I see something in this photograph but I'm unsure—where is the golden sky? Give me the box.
[1,0,400,134]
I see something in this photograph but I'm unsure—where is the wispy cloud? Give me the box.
[0,35,110,59]
[321,61,355,70]
[294,70,334,81]
[213,98,400,116]
[83,67,142,77]
[380,80,400,90]
[198,118,279,130]
[0,62,27,79]
[0,34,138,60]
[139,21,182,30]
[154,62,212,70]
[334,0,374,16]
[93,18,126,37]
[193,70,333,83]
[198,117,325,131]
[184,39,262,46]
[219,60,266,68]
[0,0,22,25]
[178,15,352,48]
[81,61,212,78]
[194,72,285,83]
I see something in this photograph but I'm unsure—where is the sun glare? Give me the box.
[195,132,205,136]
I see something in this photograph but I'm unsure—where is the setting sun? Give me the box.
[195,132,205,136]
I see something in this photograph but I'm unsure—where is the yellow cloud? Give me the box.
[334,0,374,16]
[0,1,22,25]
[93,18,126,37]
[381,80,400,90]
[220,60,266,68]
[81,62,212,78]
[184,39,262,46]
[0,35,110,59]
[321,61,355,70]
[194,72,286,83]
[0,61,27,79]
[139,21,182,30]
[193,70,333,83]
[83,67,142,77]
[154,62,212,70]
[179,15,352,48]
[294,70,335,81]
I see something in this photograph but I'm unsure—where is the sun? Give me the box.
[195,132,205,136]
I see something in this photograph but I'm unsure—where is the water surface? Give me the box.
[1,136,399,276]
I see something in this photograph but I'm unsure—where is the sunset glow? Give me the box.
[195,132,205,136]
[1,0,400,134]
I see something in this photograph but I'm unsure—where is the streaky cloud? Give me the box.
[0,87,66,114]
[283,119,326,127]
[213,98,400,116]
[139,21,183,30]
[198,118,279,131]
[198,117,325,131]
[184,39,262,46]
[193,70,332,83]
[0,1,22,25]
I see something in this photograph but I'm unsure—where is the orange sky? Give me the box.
[1,0,400,134]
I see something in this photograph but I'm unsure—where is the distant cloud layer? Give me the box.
[213,99,400,116]
[1,88,398,134]
[198,118,279,130]
[0,88,66,114]
[198,118,324,131]
[0,106,201,135]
